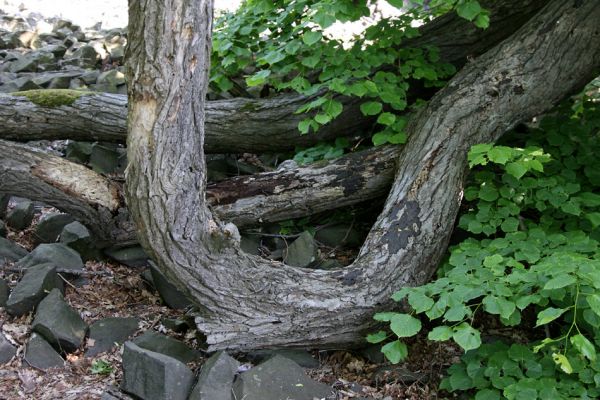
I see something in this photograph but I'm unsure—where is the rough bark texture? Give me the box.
[125,0,600,351]
[0,138,396,243]
[0,0,544,153]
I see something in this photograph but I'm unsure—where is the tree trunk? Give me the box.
[0,0,545,153]
[125,0,600,352]
[0,138,396,244]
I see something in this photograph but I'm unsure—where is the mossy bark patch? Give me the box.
[12,89,89,107]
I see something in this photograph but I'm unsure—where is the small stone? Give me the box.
[104,245,149,268]
[0,333,16,364]
[315,224,363,248]
[148,264,192,310]
[16,243,84,272]
[284,231,318,268]
[65,141,93,164]
[6,200,35,230]
[0,236,29,263]
[34,212,75,244]
[160,318,191,333]
[189,351,240,400]
[32,288,88,353]
[240,235,260,256]
[24,333,64,370]
[0,194,9,218]
[97,69,126,86]
[89,143,121,174]
[0,220,5,237]
[0,278,9,307]
[247,349,320,369]
[233,355,333,400]
[6,263,63,316]
[86,317,140,357]
[132,331,201,364]
[121,341,194,400]
[60,221,99,260]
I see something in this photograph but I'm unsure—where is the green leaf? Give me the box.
[479,184,499,202]
[552,353,573,374]
[302,31,322,46]
[377,112,396,126]
[585,212,600,228]
[543,274,576,290]
[381,340,408,364]
[408,291,434,313]
[586,294,600,317]
[245,69,271,87]
[475,389,501,400]
[298,119,312,134]
[453,323,481,351]
[487,146,512,164]
[456,0,482,21]
[570,334,596,361]
[506,161,528,179]
[372,132,390,146]
[390,314,422,338]
[535,307,566,326]
[260,50,285,65]
[373,312,399,322]
[474,13,490,29]
[428,326,453,341]
[366,330,388,344]
[314,113,331,125]
[360,101,383,116]
[323,99,343,118]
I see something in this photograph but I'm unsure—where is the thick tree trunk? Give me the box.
[125,0,600,352]
[0,138,397,242]
[0,0,544,152]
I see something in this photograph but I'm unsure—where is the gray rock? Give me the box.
[89,143,121,174]
[16,243,84,272]
[79,70,100,84]
[0,278,9,307]
[0,236,29,262]
[97,69,126,86]
[47,75,72,89]
[358,344,386,364]
[32,288,88,353]
[121,341,194,400]
[67,45,98,68]
[0,76,41,92]
[248,349,320,369]
[60,221,99,260]
[189,351,240,400]
[160,317,191,333]
[0,220,5,237]
[5,263,63,316]
[132,331,200,364]
[85,317,139,357]
[284,231,318,268]
[0,333,16,364]
[148,263,192,309]
[104,245,149,268]
[24,333,64,370]
[9,50,55,73]
[65,141,93,164]
[34,212,75,244]
[233,355,333,400]
[0,194,8,218]
[6,200,34,230]
[240,234,260,256]
[315,224,363,248]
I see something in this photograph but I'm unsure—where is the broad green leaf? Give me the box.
[543,274,576,290]
[377,112,396,126]
[390,314,422,338]
[506,161,528,179]
[535,307,566,326]
[570,334,596,361]
[298,119,312,134]
[260,50,285,65]
[479,184,499,202]
[474,13,490,29]
[245,69,271,87]
[366,330,388,344]
[372,132,390,146]
[381,340,408,364]
[314,113,331,125]
[508,344,535,362]
[408,291,434,313]
[456,0,482,21]
[388,132,407,144]
[586,212,600,228]
[302,31,322,46]
[552,353,573,374]
[453,323,481,351]
[487,146,512,164]
[360,101,383,116]
[323,99,343,118]
[373,312,399,322]
[428,326,453,341]
[586,294,600,317]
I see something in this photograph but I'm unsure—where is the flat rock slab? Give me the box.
[0,219,6,237]
[148,263,191,310]
[132,331,200,364]
[34,212,74,244]
[24,333,64,370]
[0,277,9,307]
[86,317,140,357]
[6,263,63,316]
[0,236,29,262]
[16,243,84,271]
[233,355,333,400]
[284,231,318,268]
[189,351,240,400]
[60,221,99,260]
[104,245,149,268]
[121,341,194,400]
[248,349,320,369]
[6,200,34,230]
[0,333,17,364]
[32,288,87,353]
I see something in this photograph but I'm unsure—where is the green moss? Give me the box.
[12,89,90,107]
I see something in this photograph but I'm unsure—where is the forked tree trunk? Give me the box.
[126,0,599,351]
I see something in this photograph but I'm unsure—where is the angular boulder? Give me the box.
[233,355,333,400]
[0,236,28,263]
[34,212,74,244]
[24,333,64,370]
[6,200,34,230]
[16,243,84,271]
[0,278,9,307]
[284,231,318,268]
[0,333,16,364]
[32,288,87,353]
[121,341,194,400]
[86,317,139,357]
[60,221,99,260]
[148,263,191,310]
[248,349,320,369]
[5,263,63,316]
[189,351,240,400]
[132,331,200,364]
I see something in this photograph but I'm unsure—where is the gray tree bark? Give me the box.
[124,0,600,352]
[0,0,544,153]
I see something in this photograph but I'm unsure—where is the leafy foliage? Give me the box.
[90,359,114,375]
[369,97,600,398]
[211,0,489,147]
